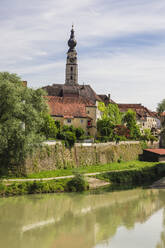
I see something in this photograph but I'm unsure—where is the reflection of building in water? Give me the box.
[0,189,164,248]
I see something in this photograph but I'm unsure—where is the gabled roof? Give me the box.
[117,103,156,119]
[98,94,115,105]
[42,84,101,104]
[45,96,93,119]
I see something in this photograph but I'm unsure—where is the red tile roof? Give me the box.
[45,96,93,119]
[144,149,165,155]
[117,103,155,119]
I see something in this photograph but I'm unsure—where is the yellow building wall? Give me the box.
[51,103,100,137]
[52,115,97,137]
[85,106,97,137]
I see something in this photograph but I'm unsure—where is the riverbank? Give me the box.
[2,160,162,179]
[1,161,165,197]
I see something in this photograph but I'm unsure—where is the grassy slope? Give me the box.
[24,161,161,179]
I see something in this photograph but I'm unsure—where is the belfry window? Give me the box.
[70,75,73,80]
[70,67,73,71]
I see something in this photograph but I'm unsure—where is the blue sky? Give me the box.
[0,0,165,110]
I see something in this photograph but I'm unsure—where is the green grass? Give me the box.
[1,161,165,197]
[0,178,71,197]
[16,161,162,179]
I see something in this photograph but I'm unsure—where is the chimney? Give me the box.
[108,94,111,101]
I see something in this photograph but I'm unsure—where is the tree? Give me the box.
[97,119,115,141]
[98,102,122,125]
[123,109,141,140]
[97,102,123,141]
[40,113,58,139]
[157,99,165,114]
[0,72,47,173]
[142,128,151,141]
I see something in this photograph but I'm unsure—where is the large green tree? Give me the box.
[97,102,122,141]
[123,109,141,140]
[157,99,165,114]
[98,102,122,125]
[40,113,58,139]
[0,72,47,173]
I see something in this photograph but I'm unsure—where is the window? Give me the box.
[67,119,71,123]
[88,120,91,126]
[70,67,73,71]
[70,75,73,80]
[87,110,90,114]
[80,119,83,124]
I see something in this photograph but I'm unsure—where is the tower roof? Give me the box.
[67,25,77,52]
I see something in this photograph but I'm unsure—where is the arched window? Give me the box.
[70,75,73,80]
[70,67,73,71]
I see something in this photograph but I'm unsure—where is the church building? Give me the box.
[43,26,108,136]
[39,26,161,137]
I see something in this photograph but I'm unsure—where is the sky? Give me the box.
[0,0,165,111]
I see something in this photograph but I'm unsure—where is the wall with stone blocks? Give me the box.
[23,141,159,174]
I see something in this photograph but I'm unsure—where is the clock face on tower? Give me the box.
[69,58,75,63]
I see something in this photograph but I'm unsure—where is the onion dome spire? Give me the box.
[68,25,77,52]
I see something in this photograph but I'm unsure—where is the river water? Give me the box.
[0,188,165,248]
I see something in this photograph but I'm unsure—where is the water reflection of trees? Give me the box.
[0,189,164,248]
[156,191,165,248]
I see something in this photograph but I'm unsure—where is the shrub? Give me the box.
[54,120,61,129]
[0,183,7,195]
[41,113,58,139]
[97,164,165,186]
[150,135,158,143]
[66,173,89,192]
[114,125,130,139]
[27,180,43,193]
[140,141,148,149]
[75,127,85,140]
[64,131,76,148]
[97,119,115,137]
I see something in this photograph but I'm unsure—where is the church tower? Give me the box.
[65,26,78,85]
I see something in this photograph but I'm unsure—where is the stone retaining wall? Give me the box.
[22,141,159,174]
